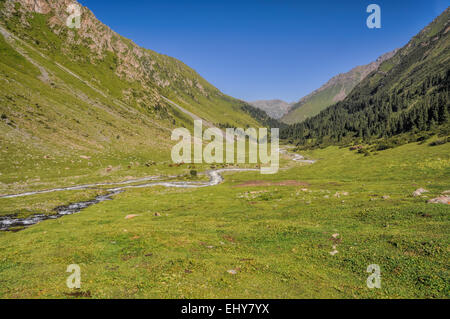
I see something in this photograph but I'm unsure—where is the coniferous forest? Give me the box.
[281,9,450,147]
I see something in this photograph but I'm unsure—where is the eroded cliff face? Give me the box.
[7,0,52,14]
[1,0,212,99]
[0,0,265,165]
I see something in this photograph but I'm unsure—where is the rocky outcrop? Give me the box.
[1,0,215,97]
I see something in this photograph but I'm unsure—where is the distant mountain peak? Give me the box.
[248,99,293,119]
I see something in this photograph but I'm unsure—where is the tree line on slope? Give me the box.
[281,12,450,149]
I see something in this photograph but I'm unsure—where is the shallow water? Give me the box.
[0,149,315,232]
[0,175,168,199]
[0,169,258,231]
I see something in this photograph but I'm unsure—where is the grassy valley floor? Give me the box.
[0,141,449,298]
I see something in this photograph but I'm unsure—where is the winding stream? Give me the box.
[0,168,258,231]
[0,150,315,232]
[278,149,317,164]
[0,191,122,231]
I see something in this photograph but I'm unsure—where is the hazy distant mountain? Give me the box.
[249,99,293,119]
[282,49,399,124]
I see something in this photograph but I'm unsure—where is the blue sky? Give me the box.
[78,0,449,102]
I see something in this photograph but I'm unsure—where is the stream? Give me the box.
[0,150,315,232]
[0,168,258,231]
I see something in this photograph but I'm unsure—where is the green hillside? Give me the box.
[282,80,357,124]
[0,1,448,300]
[0,0,270,194]
[282,8,450,147]
[282,50,398,124]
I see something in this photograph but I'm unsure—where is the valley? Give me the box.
[0,0,448,300]
[0,139,448,298]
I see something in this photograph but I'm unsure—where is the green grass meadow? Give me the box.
[0,141,448,298]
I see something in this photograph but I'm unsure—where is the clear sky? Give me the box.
[78,0,449,102]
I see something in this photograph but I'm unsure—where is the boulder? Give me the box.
[413,188,428,197]
[427,196,450,205]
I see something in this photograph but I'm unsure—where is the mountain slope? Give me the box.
[281,8,450,146]
[0,0,271,193]
[0,0,267,128]
[249,99,293,119]
[282,50,398,124]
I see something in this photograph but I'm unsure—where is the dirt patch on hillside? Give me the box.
[234,180,309,187]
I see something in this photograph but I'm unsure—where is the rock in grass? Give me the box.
[334,191,349,198]
[413,188,428,197]
[227,269,238,275]
[125,214,139,219]
[427,196,450,205]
